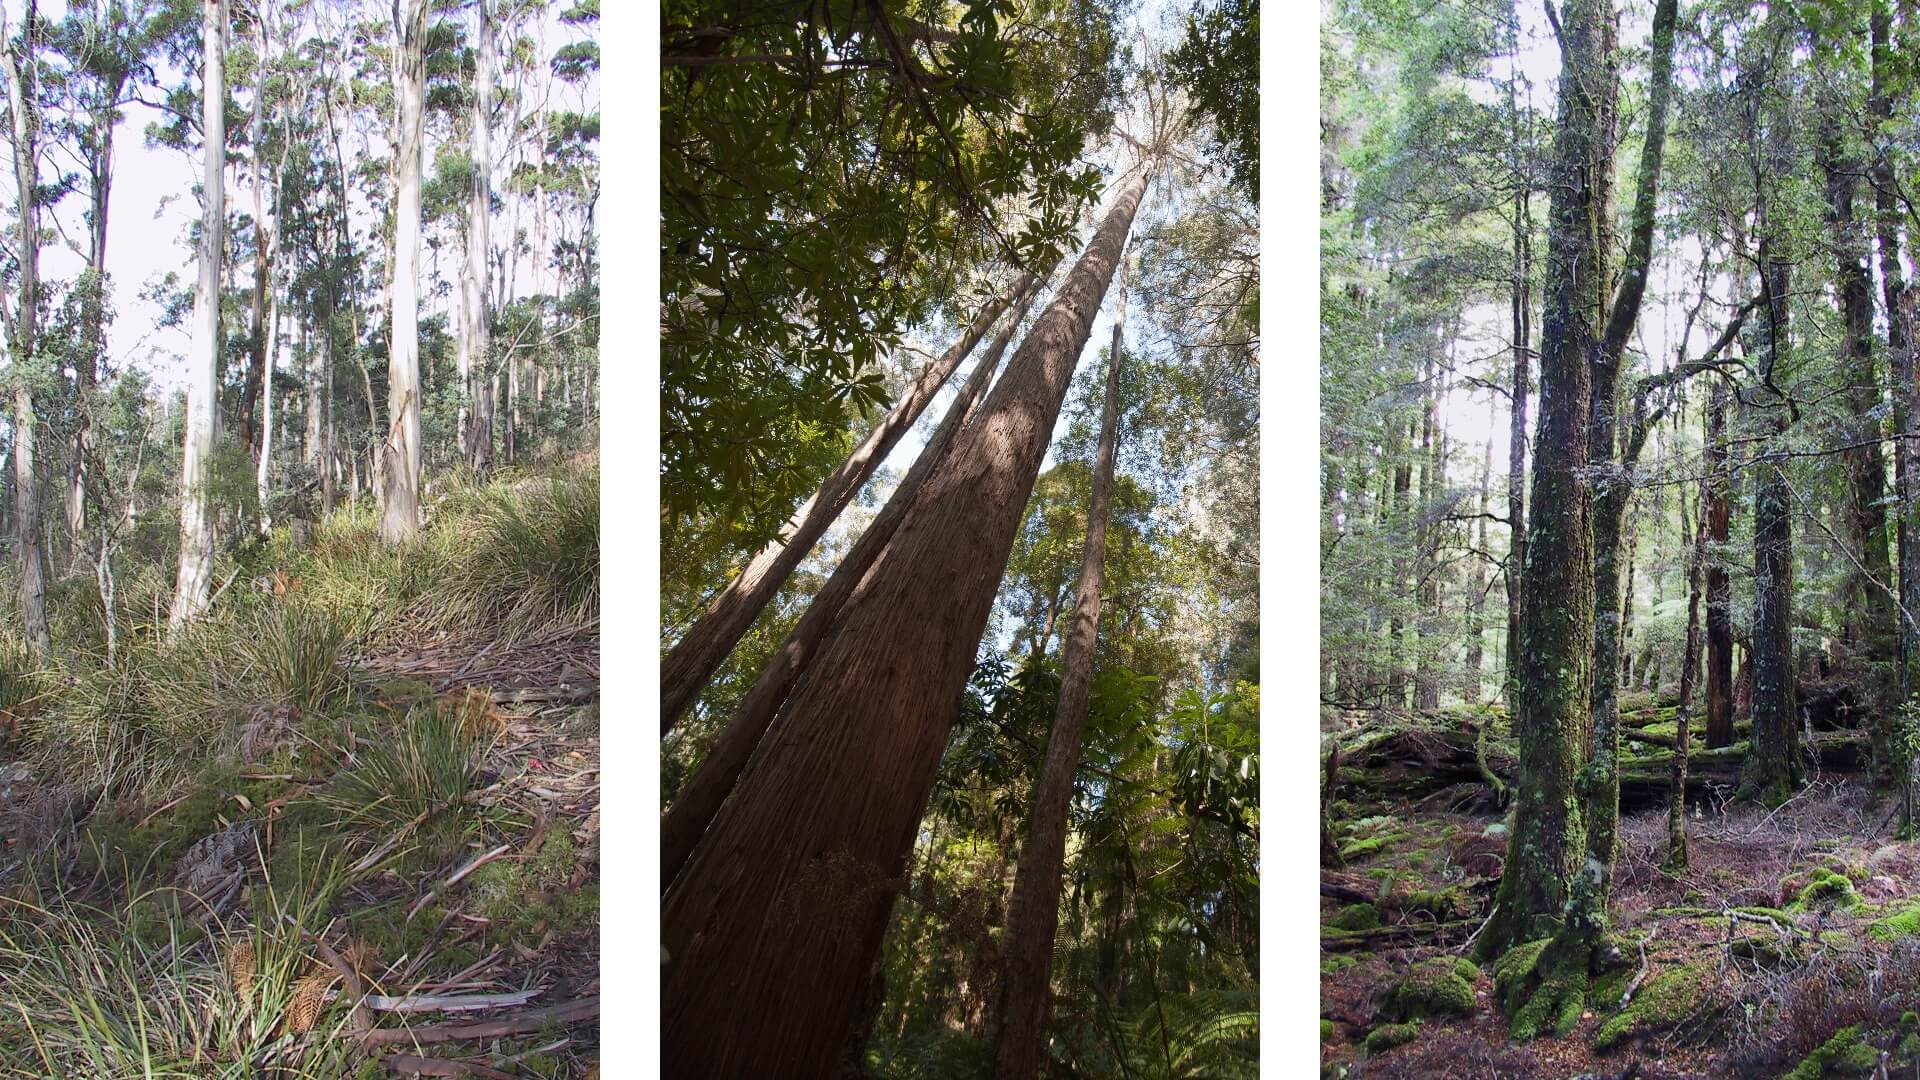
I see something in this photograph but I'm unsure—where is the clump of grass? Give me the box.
[0,874,356,1078]
[227,601,354,714]
[319,699,491,863]
[436,465,599,640]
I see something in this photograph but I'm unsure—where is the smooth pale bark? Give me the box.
[1465,416,1493,702]
[659,271,1031,731]
[989,249,1127,1080]
[381,0,427,543]
[256,290,282,533]
[1704,383,1734,747]
[659,272,1045,888]
[170,0,225,629]
[69,68,123,562]
[1,8,46,653]
[1584,0,1677,911]
[661,167,1151,1077]
[460,0,495,475]
[1415,352,1444,710]
[1478,0,1608,971]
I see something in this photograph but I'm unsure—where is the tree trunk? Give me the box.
[1465,424,1493,703]
[660,272,1046,888]
[1506,172,1531,707]
[1388,414,1412,709]
[1477,0,1611,973]
[1,9,46,653]
[1705,382,1734,747]
[382,0,427,544]
[1744,22,1803,804]
[988,249,1127,1080]
[1873,3,1918,706]
[1670,469,1708,870]
[1415,351,1445,710]
[1820,105,1897,779]
[1584,0,1678,916]
[661,165,1151,1077]
[170,0,226,629]
[659,271,1032,731]
[461,0,495,476]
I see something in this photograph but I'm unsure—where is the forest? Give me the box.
[0,1,602,1077]
[1321,0,1920,1075]
[658,0,1259,1076]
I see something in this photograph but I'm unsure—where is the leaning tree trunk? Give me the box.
[659,272,1047,888]
[1477,0,1611,983]
[170,0,226,628]
[1505,150,1532,708]
[659,271,1032,732]
[661,164,1152,1077]
[381,0,428,544]
[988,248,1128,1080]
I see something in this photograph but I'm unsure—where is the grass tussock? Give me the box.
[0,878,358,1079]
[317,697,493,864]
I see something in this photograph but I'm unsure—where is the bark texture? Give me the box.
[660,167,1150,1077]
[1705,383,1734,748]
[1,10,46,653]
[461,0,495,476]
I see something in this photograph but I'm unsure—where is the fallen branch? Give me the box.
[1323,920,1478,952]
[1620,925,1661,1010]
[362,989,541,1014]
[361,995,599,1047]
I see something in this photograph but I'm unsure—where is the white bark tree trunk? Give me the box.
[381,0,427,543]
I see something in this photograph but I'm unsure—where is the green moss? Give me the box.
[1321,954,1359,976]
[1782,1025,1878,1079]
[1790,868,1863,912]
[1493,938,1551,999]
[1592,961,1712,1050]
[1321,1018,1335,1044]
[1870,901,1920,941]
[1730,932,1803,969]
[465,829,597,942]
[1452,957,1481,982]
[1327,903,1381,932]
[1364,1020,1420,1053]
[1339,834,1404,860]
[1382,958,1476,1021]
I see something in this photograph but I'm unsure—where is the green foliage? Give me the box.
[1169,0,1259,191]
[315,697,489,864]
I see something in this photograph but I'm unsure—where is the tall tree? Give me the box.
[1476,0,1610,1000]
[1704,381,1734,747]
[2,0,48,653]
[381,0,427,543]
[662,157,1155,1076]
[460,0,495,475]
[988,245,1129,1079]
[169,0,225,629]
[659,271,1033,732]
[659,270,1048,887]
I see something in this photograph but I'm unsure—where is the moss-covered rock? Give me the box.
[1381,957,1476,1021]
[1870,901,1920,942]
[1592,961,1713,1050]
[1321,1018,1335,1044]
[1730,931,1804,970]
[1327,903,1381,932]
[1787,867,1864,912]
[1782,1025,1878,1079]
[1364,1020,1421,1053]
[1452,956,1480,982]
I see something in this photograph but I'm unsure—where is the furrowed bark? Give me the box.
[659,271,1046,888]
[1671,466,1708,870]
[660,271,1033,732]
[661,165,1152,1077]
[988,245,1128,1080]
[1705,381,1734,747]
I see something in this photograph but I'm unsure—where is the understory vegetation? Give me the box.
[0,456,601,1078]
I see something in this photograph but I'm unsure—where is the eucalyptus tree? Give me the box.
[381,0,427,543]
[169,0,225,629]
[1,1,50,652]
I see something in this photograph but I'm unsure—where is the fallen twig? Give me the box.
[382,1053,516,1079]
[361,995,599,1047]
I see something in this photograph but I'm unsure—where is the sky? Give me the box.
[6,0,597,398]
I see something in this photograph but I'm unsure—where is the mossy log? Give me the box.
[1336,715,1869,814]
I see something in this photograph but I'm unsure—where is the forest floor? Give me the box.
[0,462,600,1078]
[1322,697,1920,1080]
